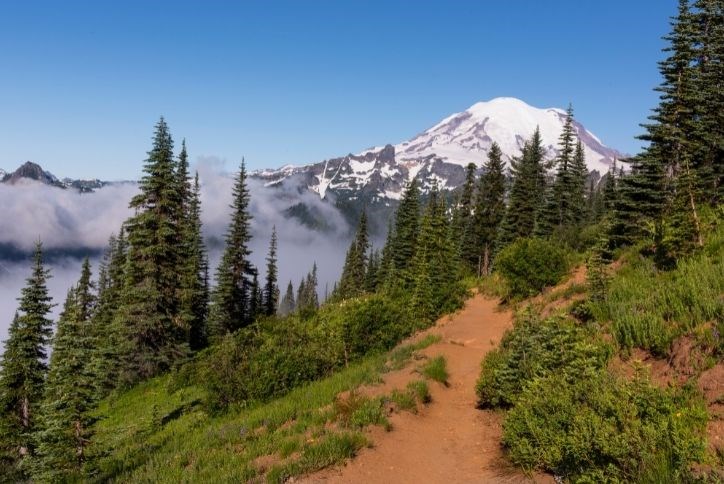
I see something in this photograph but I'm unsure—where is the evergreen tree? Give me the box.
[454,163,478,271]
[114,118,188,383]
[337,211,369,299]
[587,229,610,303]
[249,270,263,322]
[570,140,589,224]
[88,231,127,398]
[279,281,295,316]
[263,227,279,317]
[209,160,255,338]
[498,128,547,246]
[0,243,53,477]
[389,180,421,286]
[179,173,210,351]
[409,185,457,320]
[539,104,577,234]
[297,264,319,316]
[364,249,381,292]
[473,142,506,275]
[692,0,723,201]
[34,265,97,481]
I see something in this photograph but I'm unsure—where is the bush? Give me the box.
[476,311,611,408]
[495,237,568,298]
[591,235,724,356]
[503,372,707,482]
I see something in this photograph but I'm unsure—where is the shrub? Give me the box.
[591,237,724,356]
[495,237,568,298]
[502,372,707,482]
[476,311,611,408]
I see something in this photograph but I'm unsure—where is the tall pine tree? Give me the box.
[263,227,279,317]
[115,118,188,383]
[34,261,97,481]
[473,142,506,275]
[209,160,255,338]
[0,243,53,478]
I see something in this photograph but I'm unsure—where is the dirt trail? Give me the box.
[300,294,552,484]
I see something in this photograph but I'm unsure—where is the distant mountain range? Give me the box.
[0,161,110,192]
[1,97,625,236]
[253,97,624,203]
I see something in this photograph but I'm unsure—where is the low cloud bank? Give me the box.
[0,158,356,347]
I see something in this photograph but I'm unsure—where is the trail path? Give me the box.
[301,294,552,484]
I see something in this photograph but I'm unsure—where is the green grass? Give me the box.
[386,333,442,371]
[389,380,432,413]
[88,334,440,483]
[591,226,724,356]
[420,356,449,385]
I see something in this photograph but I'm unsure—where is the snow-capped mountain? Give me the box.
[254,97,624,201]
[0,161,109,192]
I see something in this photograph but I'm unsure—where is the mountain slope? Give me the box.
[254,97,624,202]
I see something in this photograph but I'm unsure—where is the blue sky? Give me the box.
[0,0,674,180]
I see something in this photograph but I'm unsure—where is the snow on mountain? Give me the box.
[254,97,624,202]
[393,97,620,174]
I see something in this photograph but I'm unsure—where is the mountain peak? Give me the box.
[1,161,62,186]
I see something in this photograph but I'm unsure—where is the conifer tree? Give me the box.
[209,160,255,338]
[498,128,547,246]
[389,180,421,285]
[297,264,319,316]
[180,173,210,351]
[364,249,381,292]
[263,227,279,317]
[34,265,96,481]
[338,211,369,299]
[249,271,262,321]
[409,185,457,320]
[454,163,478,270]
[89,231,127,398]
[539,104,577,234]
[115,118,187,382]
[692,0,723,201]
[473,142,506,275]
[279,281,295,316]
[0,243,53,477]
[570,140,589,224]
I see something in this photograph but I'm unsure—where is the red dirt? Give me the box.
[698,363,724,457]
[299,294,552,484]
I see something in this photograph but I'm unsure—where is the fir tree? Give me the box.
[498,128,547,246]
[180,173,210,351]
[279,281,295,316]
[454,163,478,271]
[263,227,279,317]
[88,232,127,398]
[337,211,369,299]
[473,142,506,275]
[570,140,589,224]
[539,104,577,234]
[389,180,421,285]
[692,0,723,201]
[114,118,188,383]
[34,266,96,481]
[297,264,319,317]
[364,249,381,293]
[0,243,53,477]
[209,160,255,338]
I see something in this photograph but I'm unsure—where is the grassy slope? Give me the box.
[88,335,441,483]
[476,222,724,481]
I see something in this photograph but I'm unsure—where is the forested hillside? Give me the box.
[0,0,721,482]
